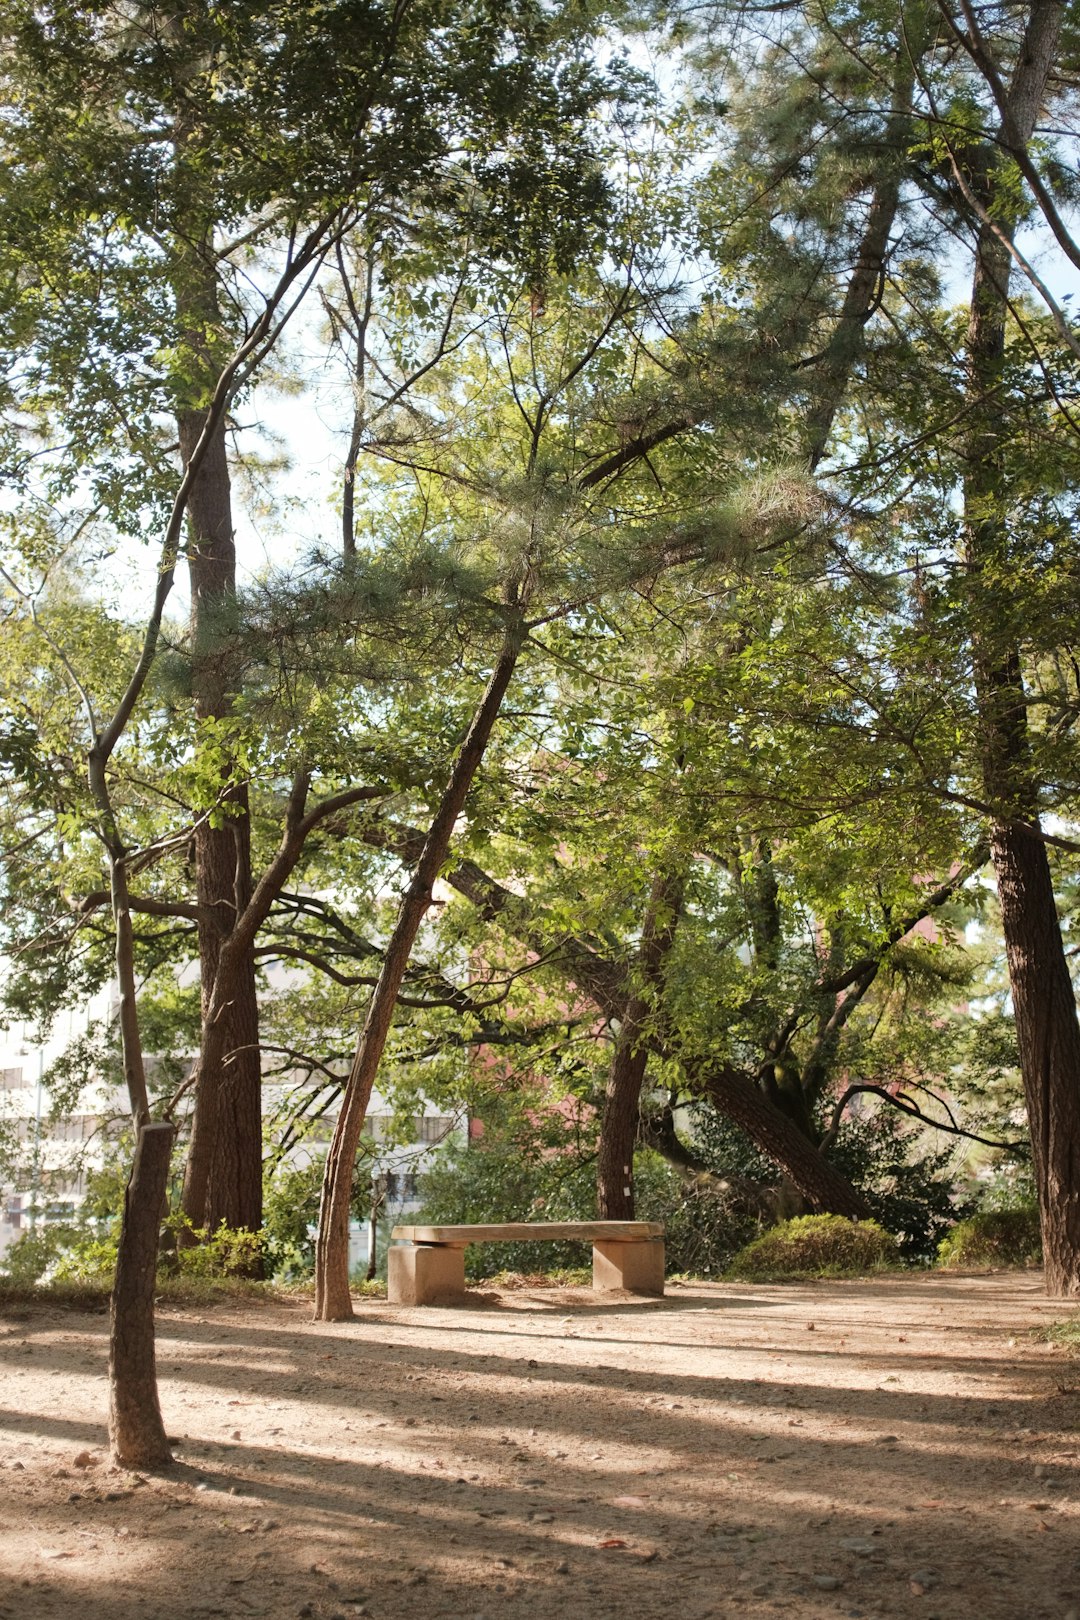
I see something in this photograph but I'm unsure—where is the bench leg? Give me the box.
[592,1238,665,1296]
[388,1242,466,1306]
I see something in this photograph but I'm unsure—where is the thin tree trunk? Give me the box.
[314,619,526,1320]
[86,769,174,1466]
[338,244,374,560]
[108,1122,174,1469]
[803,14,920,468]
[960,0,1080,1295]
[598,872,684,1219]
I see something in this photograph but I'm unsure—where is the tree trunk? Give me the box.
[701,1065,872,1219]
[960,0,1080,1294]
[313,620,526,1319]
[598,872,684,1219]
[803,19,918,469]
[176,302,263,1251]
[108,1122,174,1469]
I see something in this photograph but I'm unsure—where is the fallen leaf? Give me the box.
[598,1539,627,1549]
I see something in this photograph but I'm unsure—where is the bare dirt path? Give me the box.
[1,1272,1077,1620]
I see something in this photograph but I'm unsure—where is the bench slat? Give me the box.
[391,1221,663,1244]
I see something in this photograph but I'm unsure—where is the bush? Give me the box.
[417,1128,597,1278]
[634,1150,760,1278]
[727,1214,901,1280]
[0,1227,68,1284]
[825,1111,966,1263]
[51,1235,118,1283]
[169,1219,264,1278]
[937,1206,1042,1269]
[262,1160,325,1280]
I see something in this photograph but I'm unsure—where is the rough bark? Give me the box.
[314,620,526,1320]
[597,872,684,1220]
[108,1122,174,1469]
[960,0,1080,1295]
[175,271,263,1248]
[184,778,385,1232]
[700,1065,872,1219]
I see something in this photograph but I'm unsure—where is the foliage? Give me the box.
[826,1111,968,1263]
[167,1218,265,1279]
[937,1208,1043,1270]
[416,1116,598,1278]
[1042,1316,1080,1353]
[634,1149,761,1277]
[51,1235,119,1283]
[0,1227,68,1284]
[262,1160,325,1281]
[726,1215,901,1281]
[3,0,1080,1309]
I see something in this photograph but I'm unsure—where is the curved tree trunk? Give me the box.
[313,619,526,1320]
[700,1064,872,1219]
[109,1122,175,1469]
[803,17,919,469]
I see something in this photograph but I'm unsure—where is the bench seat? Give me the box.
[388,1220,665,1305]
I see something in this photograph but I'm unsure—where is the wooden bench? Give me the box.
[388,1221,665,1306]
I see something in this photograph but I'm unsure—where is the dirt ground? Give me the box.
[1,1272,1078,1620]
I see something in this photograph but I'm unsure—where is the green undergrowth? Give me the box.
[0,1275,301,1312]
[936,1207,1042,1269]
[0,1268,600,1312]
[726,1214,902,1281]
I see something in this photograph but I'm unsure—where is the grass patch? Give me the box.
[351,1277,387,1299]
[727,1214,901,1281]
[1041,1317,1080,1353]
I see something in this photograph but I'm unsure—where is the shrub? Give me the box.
[417,1129,597,1277]
[51,1235,118,1283]
[262,1160,325,1280]
[0,1227,68,1284]
[726,1214,901,1280]
[170,1219,264,1278]
[633,1150,760,1278]
[937,1206,1042,1269]
[824,1111,966,1262]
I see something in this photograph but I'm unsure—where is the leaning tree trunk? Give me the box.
[598,872,684,1220]
[313,619,526,1320]
[175,264,263,1251]
[109,1122,175,1468]
[701,1064,872,1220]
[961,0,1080,1295]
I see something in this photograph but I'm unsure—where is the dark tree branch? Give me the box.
[820,1080,1030,1155]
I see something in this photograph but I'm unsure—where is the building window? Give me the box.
[416,1115,454,1144]
[0,1067,25,1089]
